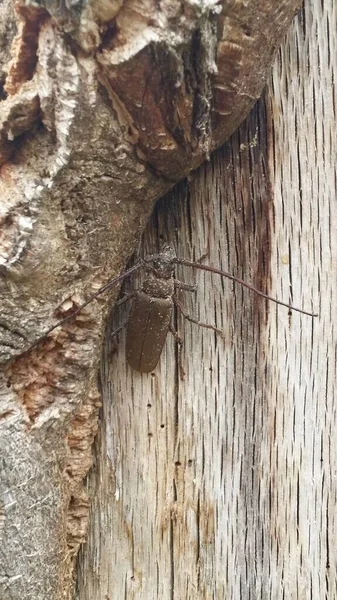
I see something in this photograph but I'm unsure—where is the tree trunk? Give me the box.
[0,0,327,599]
[78,2,334,599]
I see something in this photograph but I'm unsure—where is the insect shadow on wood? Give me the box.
[27,242,318,373]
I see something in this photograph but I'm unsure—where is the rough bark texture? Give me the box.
[0,1,303,599]
[78,1,334,598]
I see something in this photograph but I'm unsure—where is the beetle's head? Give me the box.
[144,244,176,278]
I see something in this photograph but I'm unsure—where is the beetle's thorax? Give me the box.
[142,271,174,299]
[141,246,176,298]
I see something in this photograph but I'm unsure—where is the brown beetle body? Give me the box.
[126,247,175,373]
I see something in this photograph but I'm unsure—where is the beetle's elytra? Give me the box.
[126,246,175,372]
[126,293,173,372]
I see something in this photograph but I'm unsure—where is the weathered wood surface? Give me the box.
[0,2,303,599]
[78,2,335,598]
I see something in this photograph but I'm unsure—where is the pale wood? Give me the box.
[78,1,335,598]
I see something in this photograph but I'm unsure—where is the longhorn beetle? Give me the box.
[32,244,318,373]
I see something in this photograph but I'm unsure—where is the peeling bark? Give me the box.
[0,1,302,599]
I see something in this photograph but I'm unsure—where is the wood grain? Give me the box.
[77,1,335,598]
[0,3,304,599]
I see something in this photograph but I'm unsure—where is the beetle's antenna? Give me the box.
[174,258,318,317]
[28,262,144,350]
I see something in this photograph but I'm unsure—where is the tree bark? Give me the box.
[0,1,306,599]
[78,1,335,598]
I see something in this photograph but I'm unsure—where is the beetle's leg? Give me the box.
[169,323,185,381]
[174,248,207,293]
[111,292,136,338]
[111,320,128,339]
[173,295,224,336]
[169,323,183,345]
[174,247,207,294]
[195,249,209,263]
[174,280,196,292]
[115,290,136,306]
